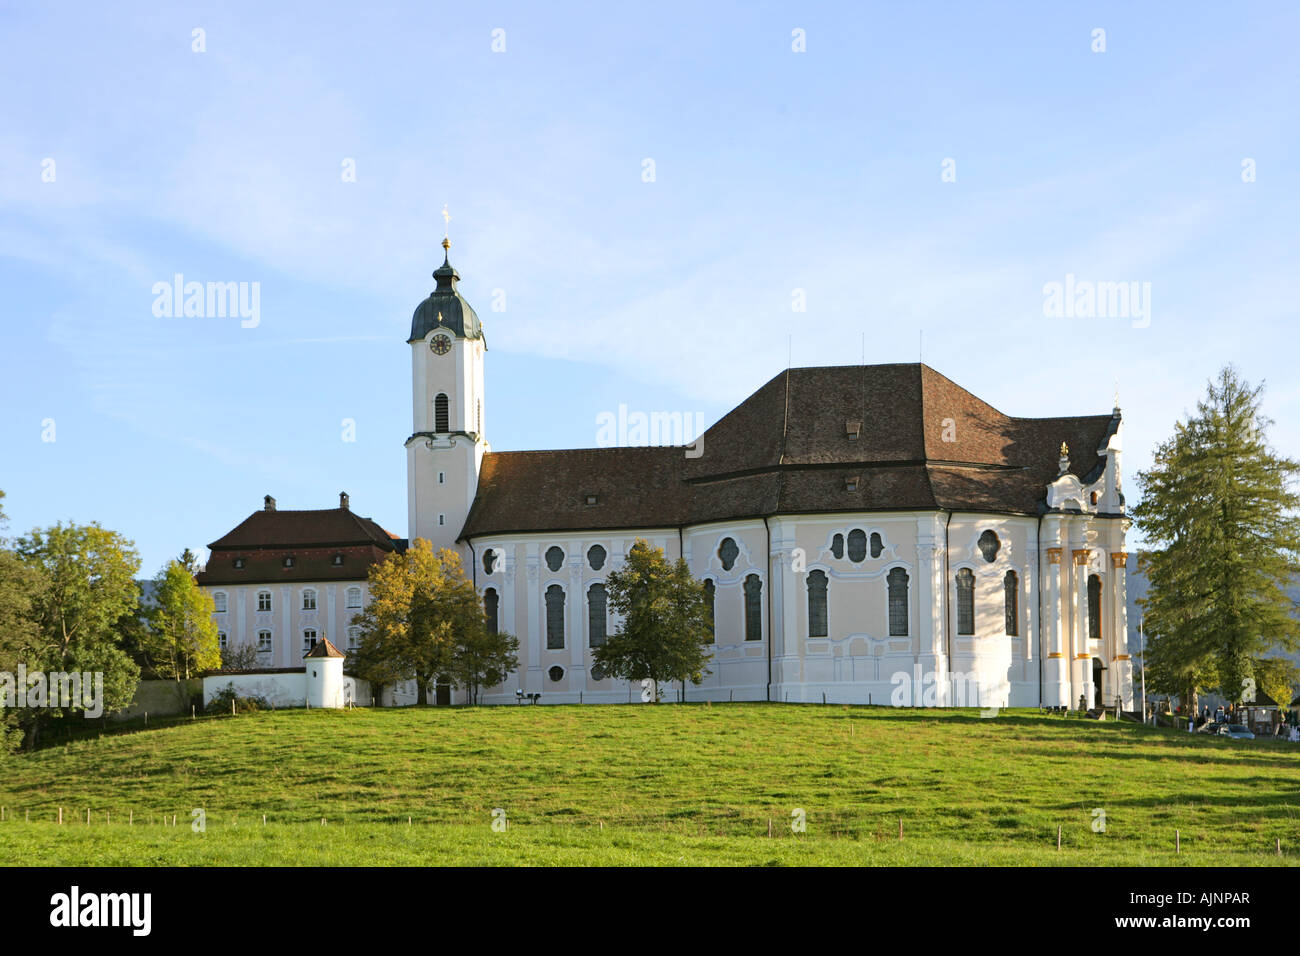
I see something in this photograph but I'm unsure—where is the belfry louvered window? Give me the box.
[434,393,449,432]
[887,568,909,636]
[807,570,828,637]
[546,585,565,649]
[956,568,975,635]
[743,574,762,641]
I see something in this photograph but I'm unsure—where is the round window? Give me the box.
[591,663,606,681]
[548,665,565,682]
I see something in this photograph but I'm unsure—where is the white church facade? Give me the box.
[200,238,1134,711]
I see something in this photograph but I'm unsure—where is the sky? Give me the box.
[1,1,1297,574]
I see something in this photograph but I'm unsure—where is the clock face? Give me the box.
[430,334,451,355]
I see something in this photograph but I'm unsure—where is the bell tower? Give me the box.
[405,227,487,555]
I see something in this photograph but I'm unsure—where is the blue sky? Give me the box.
[2,1,1297,574]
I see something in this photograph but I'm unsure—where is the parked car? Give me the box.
[1214,724,1255,740]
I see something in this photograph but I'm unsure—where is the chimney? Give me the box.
[264,495,276,512]
[340,491,350,511]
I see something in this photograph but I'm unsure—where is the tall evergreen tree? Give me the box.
[1134,366,1300,714]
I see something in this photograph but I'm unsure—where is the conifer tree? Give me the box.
[1134,366,1300,713]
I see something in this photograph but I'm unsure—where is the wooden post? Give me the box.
[899,818,903,840]
[599,820,604,831]
[262,814,266,826]
[231,698,235,716]
[86,808,90,825]
[1277,838,1281,857]
[129,810,133,825]
[321,817,325,826]
[1057,825,1062,850]
[144,712,148,726]
[106,811,110,824]
[58,807,63,825]
[1176,830,1180,854]
[767,818,773,838]
[191,705,195,720]
[25,810,29,823]
[173,813,177,827]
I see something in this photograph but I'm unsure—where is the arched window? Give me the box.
[302,588,316,611]
[434,393,450,432]
[483,549,496,575]
[484,587,498,635]
[887,568,909,636]
[1004,570,1019,636]
[830,534,844,559]
[807,570,828,637]
[702,579,715,642]
[545,585,565,649]
[587,582,607,647]
[718,537,739,571]
[1088,574,1102,643]
[847,529,867,563]
[978,530,1000,563]
[743,574,762,642]
[257,590,272,612]
[545,546,565,573]
[587,544,607,571]
[956,568,975,635]
[869,532,883,559]
[212,591,227,613]
[345,586,362,609]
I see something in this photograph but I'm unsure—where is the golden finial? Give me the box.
[1060,441,1069,457]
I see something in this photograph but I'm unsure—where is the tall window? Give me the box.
[257,590,272,612]
[484,587,499,635]
[1004,570,1019,636]
[707,574,717,642]
[302,589,317,610]
[434,393,450,432]
[346,626,361,652]
[212,592,227,613]
[807,570,828,637]
[1088,574,1102,643]
[830,534,844,559]
[887,568,909,636]
[956,568,975,635]
[743,574,762,642]
[546,585,565,649]
[302,628,318,652]
[718,537,739,571]
[483,549,496,575]
[217,631,228,651]
[869,532,883,559]
[587,583,607,647]
[847,529,867,563]
[346,586,362,608]
[257,630,272,653]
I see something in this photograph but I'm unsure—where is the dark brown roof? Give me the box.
[461,363,1119,538]
[197,506,401,586]
[304,637,346,659]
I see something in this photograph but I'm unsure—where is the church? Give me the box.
[199,237,1134,712]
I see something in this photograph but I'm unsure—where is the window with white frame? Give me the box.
[302,588,317,610]
[257,630,272,653]
[212,591,228,613]
[218,631,228,651]
[346,626,361,652]
[346,586,362,608]
[257,590,272,612]
[302,628,317,652]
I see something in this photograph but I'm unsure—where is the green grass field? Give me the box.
[1,704,1297,865]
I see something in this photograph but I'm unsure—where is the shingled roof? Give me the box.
[460,363,1118,539]
[197,500,402,586]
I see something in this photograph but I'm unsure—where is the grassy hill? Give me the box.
[1,704,1297,866]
